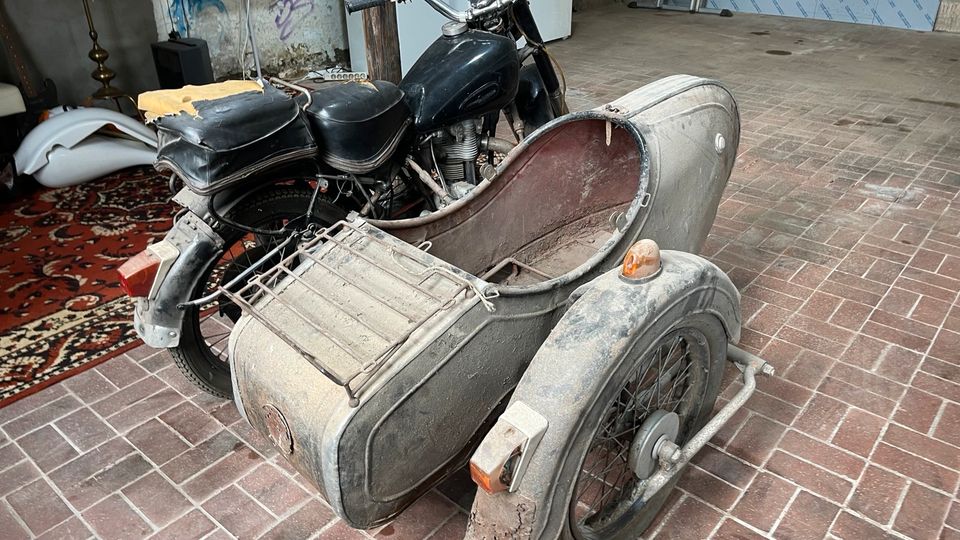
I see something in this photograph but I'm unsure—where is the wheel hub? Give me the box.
[628,410,679,479]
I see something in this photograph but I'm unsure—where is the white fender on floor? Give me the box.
[29,135,158,188]
[13,107,157,188]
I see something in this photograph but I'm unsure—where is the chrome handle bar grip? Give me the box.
[422,0,514,23]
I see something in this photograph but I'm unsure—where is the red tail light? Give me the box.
[118,249,162,298]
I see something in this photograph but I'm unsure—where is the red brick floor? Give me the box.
[2,8,960,540]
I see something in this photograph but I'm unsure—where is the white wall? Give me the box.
[936,0,960,31]
[149,0,349,78]
[1,0,160,106]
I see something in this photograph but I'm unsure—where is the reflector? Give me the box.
[118,249,162,298]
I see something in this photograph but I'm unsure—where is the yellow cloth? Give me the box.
[138,80,264,120]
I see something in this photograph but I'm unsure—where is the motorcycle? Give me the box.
[118,0,568,398]
[222,75,775,538]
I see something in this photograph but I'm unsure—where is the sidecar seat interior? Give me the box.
[145,82,317,195]
[388,117,643,284]
[305,81,411,175]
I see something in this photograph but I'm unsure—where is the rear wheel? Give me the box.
[170,187,343,398]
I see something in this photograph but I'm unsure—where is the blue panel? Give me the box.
[705,0,939,30]
[871,0,937,29]
[831,0,877,24]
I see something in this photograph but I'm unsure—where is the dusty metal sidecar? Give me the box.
[224,75,772,538]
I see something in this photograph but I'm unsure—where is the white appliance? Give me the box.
[346,0,572,75]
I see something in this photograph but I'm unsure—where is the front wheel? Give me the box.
[170,187,343,398]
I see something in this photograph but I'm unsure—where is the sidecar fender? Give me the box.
[467,250,741,539]
[14,107,157,187]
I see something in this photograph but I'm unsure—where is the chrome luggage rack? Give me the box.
[222,220,493,407]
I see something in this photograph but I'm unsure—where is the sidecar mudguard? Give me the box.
[14,107,157,188]
[467,251,742,540]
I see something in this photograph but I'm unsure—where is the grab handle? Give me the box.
[346,0,387,13]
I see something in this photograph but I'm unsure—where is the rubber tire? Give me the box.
[562,313,725,539]
[475,309,728,540]
[170,187,343,399]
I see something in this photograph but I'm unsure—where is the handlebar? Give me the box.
[424,0,515,23]
[345,0,387,13]
[345,0,515,22]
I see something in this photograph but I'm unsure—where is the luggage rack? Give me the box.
[222,220,490,407]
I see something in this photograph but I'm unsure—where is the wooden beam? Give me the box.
[362,2,402,84]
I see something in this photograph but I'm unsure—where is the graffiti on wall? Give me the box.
[169,0,228,35]
[274,0,316,40]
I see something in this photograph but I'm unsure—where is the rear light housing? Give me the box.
[470,402,548,494]
[118,242,179,298]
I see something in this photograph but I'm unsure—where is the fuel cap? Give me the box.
[442,21,468,37]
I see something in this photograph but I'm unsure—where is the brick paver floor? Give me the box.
[2,7,959,539]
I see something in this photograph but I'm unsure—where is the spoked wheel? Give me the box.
[569,327,713,539]
[170,187,343,398]
[466,255,740,540]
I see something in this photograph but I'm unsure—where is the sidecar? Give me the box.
[226,75,771,538]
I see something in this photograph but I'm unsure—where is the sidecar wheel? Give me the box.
[562,314,725,539]
[473,311,727,540]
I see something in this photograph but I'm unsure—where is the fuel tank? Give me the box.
[401,29,520,133]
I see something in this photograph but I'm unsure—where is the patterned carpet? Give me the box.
[0,168,173,406]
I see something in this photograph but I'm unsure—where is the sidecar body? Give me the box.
[227,75,741,529]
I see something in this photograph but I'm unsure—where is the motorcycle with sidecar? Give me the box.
[218,74,774,538]
[119,0,568,400]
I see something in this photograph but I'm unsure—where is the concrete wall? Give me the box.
[0,0,160,107]
[148,0,348,78]
[936,0,960,31]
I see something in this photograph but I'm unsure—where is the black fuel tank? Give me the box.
[401,30,520,133]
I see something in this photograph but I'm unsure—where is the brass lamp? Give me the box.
[81,0,124,99]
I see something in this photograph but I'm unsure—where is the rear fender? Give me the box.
[133,210,223,348]
[30,136,157,188]
[467,250,741,539]
[14,108,157,176]
[172,185,255,221]
[135,181,326,348]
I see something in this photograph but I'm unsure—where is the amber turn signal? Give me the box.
[621,239,661,280]
[470,461,509,494]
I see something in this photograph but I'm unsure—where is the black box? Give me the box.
[151,38,215,89]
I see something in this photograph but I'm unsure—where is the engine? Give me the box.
[436,118,480,184]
